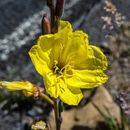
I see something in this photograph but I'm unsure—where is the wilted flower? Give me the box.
[0,81,43,97]
[29,21,108,105]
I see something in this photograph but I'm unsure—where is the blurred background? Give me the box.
[0,0,129,130]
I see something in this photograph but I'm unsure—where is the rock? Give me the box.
[48,87,121,130]
[0,0,46,39]
[0,109,21,130]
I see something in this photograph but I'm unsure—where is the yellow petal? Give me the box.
[38,20,72,55]
[37,34,55,54]
[59,20,73,34]
[37,21,73,65]
[59,79,83,105]
[44,73,83,105]
[0,81,35,92]
[66,69,108,88]
[44,73,59,98]
[57,21,72,44]
[29,45,51,77]
[74,45,108,70]
[49,39,64,67]
[60,30,88,65]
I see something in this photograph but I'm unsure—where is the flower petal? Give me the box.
[74,45,108,70]
[38,20,72,55]
[66,69,108,88]
[59,20,73,34]
[49,40,64,66]
[38,34,55,54]
[0,81,35,92]
[37,21,73,67]
[44,73,59,98]
[59,79,83,105]
[29,45,50,77]
[60,30,88,65]
[44,73,83,105]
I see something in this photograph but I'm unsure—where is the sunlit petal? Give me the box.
[66,69,108,88]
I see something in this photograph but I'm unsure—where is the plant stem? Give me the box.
[54,16,60,33]
[47,0,55,33]
[54,98,61,130]
[40,93,54,105]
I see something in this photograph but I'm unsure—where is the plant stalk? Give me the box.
[54,98,61,130]
[47,0,55,33]
[40,93,54,105]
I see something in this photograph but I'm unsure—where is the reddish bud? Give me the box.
[41,14,51,34]
[55,0,65,17]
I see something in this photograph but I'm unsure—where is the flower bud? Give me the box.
[55,0,65,17]
[41,14,51,34]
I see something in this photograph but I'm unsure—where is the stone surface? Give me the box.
[48,87,121,130]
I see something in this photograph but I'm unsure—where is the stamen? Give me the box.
[59,64,70,74]
[53,60,59,74]
[52,60,73,79]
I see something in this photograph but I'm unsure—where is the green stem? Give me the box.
[54,16,61,33]
[54,98,61,130]
[40,93,54,105]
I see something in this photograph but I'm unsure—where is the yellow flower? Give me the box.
[29,21,108,105]
[0,81,36,96]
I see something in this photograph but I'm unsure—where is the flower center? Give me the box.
[52,60,72,77]
[52,60,64,74]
